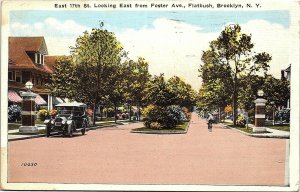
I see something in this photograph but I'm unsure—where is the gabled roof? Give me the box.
[9,37,53,74]
[284,65,291,72]
[45,55,59,71]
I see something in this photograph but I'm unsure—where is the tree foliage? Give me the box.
[47,56,78,99]
[198,24,272,125]
[167,76,197,109]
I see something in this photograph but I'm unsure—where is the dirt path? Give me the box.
[8,113,287,185]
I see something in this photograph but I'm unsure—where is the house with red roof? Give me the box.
[8,36,60,110]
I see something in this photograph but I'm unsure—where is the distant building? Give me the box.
[281,64,291,81]
[8,36,61,110]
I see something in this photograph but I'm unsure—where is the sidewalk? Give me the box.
[8,125,46,141]
[8,120,140,141]
[222,123,290,139]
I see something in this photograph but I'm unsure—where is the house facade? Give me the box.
[8,36,60,110]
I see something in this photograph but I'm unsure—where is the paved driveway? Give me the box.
[8,113,287,185]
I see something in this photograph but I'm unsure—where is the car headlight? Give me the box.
[51,120,55,124]
[62,121,67,124]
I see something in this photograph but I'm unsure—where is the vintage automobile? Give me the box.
[44,102,88,137]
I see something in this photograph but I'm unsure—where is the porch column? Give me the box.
[48,94,53,111]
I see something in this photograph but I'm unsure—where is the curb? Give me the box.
[131,121,190,135]
[8,134,46,141]
[222,124,290,139]
[8,121,142,141]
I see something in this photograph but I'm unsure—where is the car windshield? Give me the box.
[57,106,86,116]
[57,106,73,115]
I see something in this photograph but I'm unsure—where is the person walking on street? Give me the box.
[207,113,214,132]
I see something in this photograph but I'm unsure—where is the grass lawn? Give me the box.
[92,122,120,127]
[267,124,290,132]
[8,120,45,130]
[132,121,189,133]
[97,117,116,121]
[8,123,21,130]
[227,124,270,134]
[221,121,233,125]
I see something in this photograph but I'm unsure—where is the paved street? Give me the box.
[8,113,287,185]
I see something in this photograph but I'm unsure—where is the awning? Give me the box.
[8,90,23,103]
[53,97,64,105]
[35,94,47,105]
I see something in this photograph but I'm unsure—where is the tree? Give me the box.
[122,58,151,121]
[238,74,264,112]
[263,75,290,108]
[71,28,124,125]
[224,105,233,114]
[167,76,197,110]
[143,74,175,107]
[47,56,78,100]
[198,78,230,110]
[108,61,128,122]
[199,24,271,125]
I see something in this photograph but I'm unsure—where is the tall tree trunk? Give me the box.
[129,103,132,121]
[137,104,141,121]
[218,107,221,123]
[114,105,117,123]
[100,106,103,121]
[233,75,238,126]
[92,101,97,126]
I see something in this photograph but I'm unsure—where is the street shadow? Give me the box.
[47,132,85,138]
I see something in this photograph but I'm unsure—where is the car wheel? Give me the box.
[46,126,51,137]
[81,122,86,135]
[68,124,73,137]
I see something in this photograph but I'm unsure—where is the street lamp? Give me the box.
[25,81,33,92]
[257,89,264,97]
[270,101,275,126]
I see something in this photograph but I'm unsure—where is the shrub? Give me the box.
[103,107,115,117]
[49,109,58,118]
[150,122,161,129]
[8,104,22,122]
[37,109,49,121]
[167,105,187,123]
[142,104,187,129]
[236,114,246,127]
[275,108,290,123]
[182,107,191,120]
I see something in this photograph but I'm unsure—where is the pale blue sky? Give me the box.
[10,10,289,33]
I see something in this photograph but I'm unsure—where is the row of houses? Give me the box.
[8,37,62,110]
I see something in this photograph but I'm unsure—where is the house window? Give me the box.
[15,71,22,83]
[8,71,14,81]
[35,53,44,65]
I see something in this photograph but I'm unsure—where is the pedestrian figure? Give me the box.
[207,113,214,132]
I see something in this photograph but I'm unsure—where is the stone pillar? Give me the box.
[19,91,38,133]
[253,98,267,132]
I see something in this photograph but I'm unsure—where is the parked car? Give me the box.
[44,102,88,137]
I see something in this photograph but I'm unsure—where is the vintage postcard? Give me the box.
[1,0,299,191]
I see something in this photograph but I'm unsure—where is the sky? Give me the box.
[9,10,292,90]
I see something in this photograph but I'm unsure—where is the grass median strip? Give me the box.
[131,121,189,134]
